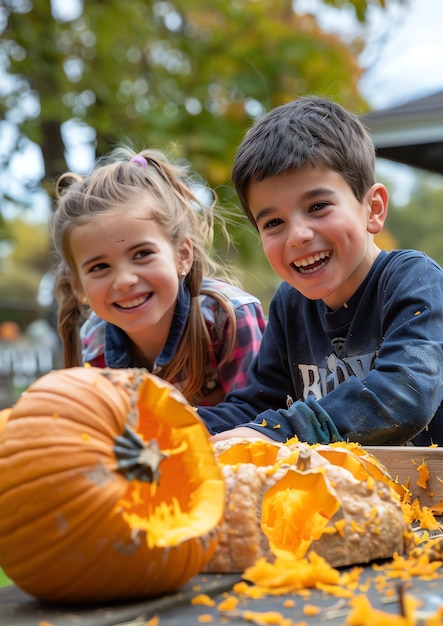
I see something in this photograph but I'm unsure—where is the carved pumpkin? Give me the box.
[0,367,224,604]
[312,442,406,498]
[205,438,411,573]
[262,446,411,567]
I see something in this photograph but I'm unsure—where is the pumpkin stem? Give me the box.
[296,447,311,471]
[114,425,167,483]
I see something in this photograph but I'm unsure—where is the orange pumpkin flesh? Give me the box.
[262,468,340,561]
[214,438,285,466]
[206,439,412,573]
[203,438,300,573]
[0,367,224,604]
[313,443,406,498]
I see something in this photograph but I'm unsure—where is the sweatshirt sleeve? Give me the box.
[321,254,443,444]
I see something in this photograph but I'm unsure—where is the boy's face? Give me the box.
[248,165,387,310]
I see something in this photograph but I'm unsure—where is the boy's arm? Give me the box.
[313,254,443,445]
[197,292,298,435]
[210,401,342,444]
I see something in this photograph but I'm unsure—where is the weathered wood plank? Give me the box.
[1,567,442,625]
[364,446,443,507]
[0,574,243,626]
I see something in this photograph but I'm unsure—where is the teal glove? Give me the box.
[276,399,343,444]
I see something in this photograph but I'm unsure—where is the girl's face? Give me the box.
[69,203,193,360]
[248,165,388,310]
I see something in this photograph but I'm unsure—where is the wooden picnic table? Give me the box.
[1,564,443,626]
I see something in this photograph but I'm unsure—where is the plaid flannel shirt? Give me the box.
[80,277,266,405]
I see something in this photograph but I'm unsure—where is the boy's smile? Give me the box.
[248,165,387,310]
[292,250,331,273]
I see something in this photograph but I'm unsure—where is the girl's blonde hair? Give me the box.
[51,146,239,404]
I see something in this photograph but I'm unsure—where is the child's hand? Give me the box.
[211,427,275,443]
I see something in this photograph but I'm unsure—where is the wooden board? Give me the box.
[2,568,443,626]
[364,446,443,508]
[0,574,243,626]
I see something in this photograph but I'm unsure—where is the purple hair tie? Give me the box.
[130,155,148,168]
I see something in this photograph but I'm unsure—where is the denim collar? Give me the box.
[104,279,192,369]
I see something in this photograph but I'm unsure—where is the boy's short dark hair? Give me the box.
[232,95,376,225]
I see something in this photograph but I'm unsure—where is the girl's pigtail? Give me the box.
[53,262,85,367]
[55,172,83,198]
[186,255,203,298]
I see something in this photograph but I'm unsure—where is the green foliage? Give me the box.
[0,568,11,588]
[384,172,443,267]
[0,219,52,328]
[0,0,386,190]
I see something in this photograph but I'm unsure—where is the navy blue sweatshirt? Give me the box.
[197,250,443,446]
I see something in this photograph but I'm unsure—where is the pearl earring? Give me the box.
[181,270,186,277]
[81,296,88,305]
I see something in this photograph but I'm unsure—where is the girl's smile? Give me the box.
[113,293,152,309]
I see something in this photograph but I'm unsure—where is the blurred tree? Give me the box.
[0,0,404,310]
[0,217,52,326]
[384,172,443,267]
[0,0,399,196]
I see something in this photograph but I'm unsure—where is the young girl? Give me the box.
[51,147,266,416]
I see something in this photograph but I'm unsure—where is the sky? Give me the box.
[296,0,443,110]
[358,0,443,109]
[362,0,443,201]
[2,0,443,222]
[296,0,443,204]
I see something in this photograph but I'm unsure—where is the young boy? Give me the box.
[197,95,443,446]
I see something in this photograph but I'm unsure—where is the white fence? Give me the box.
[0,343,62,408]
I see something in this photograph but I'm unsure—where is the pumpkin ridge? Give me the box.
[0,468,122,526]
[0,474,125,552]
[7,400,126,435]
[0,416,118,454]
[10,368,140,432]
[0,445,118,496]
[0,437,114,462]
[10,527,219,603]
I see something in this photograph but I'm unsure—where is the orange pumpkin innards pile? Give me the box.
[205,437,413,574]
[1,367,442,618]
[198,437,443,625]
